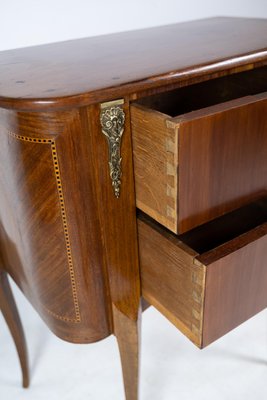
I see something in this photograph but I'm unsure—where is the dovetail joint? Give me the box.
[191,264,206,339]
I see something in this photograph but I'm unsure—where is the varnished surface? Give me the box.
[0,269,29,388]
[202,222,267,347]
[0,97,141,398]
[85,102,141,399]
[0,17,267,398]
[85,101,141,321]
[137,215,203,347]
[132,90,267,233]
[131,104,178,232]
[113,306,140,400]
[177,92,267,232]
[0,108,113,343]
[0,17,267,110]
[138,197,267,347]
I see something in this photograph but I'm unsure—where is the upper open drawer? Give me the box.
[131,67,267,233]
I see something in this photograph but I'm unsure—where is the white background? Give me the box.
[1,285,267,400]
[1,1,267,399]
[0,0,266,51]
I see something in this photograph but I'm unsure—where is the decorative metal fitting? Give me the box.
[100,99,125,198]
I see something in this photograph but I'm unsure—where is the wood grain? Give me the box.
[113,306,140,400]
[0,101,141,398]
[138,197,267,348]
[84,101,141,400]
[132,81,267,233]
[201,222,267,347]
[0,268,29,388]
[0,108,112,343]
[178,92,267,232]
[131,104,178,232]
[0,17,267,398]
[0,18,266,110]
[137,214,203,347]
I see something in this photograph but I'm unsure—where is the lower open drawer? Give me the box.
[138,197,267,348]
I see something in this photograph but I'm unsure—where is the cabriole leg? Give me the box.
[0,269,29,388]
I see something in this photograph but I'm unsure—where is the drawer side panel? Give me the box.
[138,218,204,347]
[131,105,178,233]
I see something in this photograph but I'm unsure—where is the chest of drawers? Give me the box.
[0,17,267,399]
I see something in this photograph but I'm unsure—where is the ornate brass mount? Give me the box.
[100,99,125,198]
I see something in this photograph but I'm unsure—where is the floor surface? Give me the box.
[1,280,267,400]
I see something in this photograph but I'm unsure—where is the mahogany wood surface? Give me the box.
[0,108,112,343]
[177,92,267,233]
[131,103,179,232]
[132,71,267,233]
[0,268,29,388]
[138,214,205,347]
[85,102,141,399]
[200,223,267,347]
[113,306,141,400]
[138,215,202,346]
[0,18,266,110]
[138,197,267,348]
[0,17,267,399]
[0,100,141,398]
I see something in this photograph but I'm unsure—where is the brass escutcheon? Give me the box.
[100,99,125,198]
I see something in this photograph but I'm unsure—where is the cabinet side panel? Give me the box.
[0,108,112,343]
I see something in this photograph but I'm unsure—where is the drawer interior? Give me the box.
[179,196,267,255]
[137,66,267,116]
[139,196,267,261]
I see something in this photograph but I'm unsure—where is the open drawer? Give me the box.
[131,66,267,234]
[138,197,267,348]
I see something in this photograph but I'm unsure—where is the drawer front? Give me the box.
[201,231,267,347]
[132,92,267,234]
[138,201,267,348]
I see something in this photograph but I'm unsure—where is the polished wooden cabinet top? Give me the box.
[0,17,266,110]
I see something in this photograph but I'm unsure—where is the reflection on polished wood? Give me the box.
[0,17,267,399]
[0,269,29,388]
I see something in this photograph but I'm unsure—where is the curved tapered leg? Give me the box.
[113,306,141,400]
[0,269,29,388]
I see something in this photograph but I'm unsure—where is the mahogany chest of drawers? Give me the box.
[0,17,267,399]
